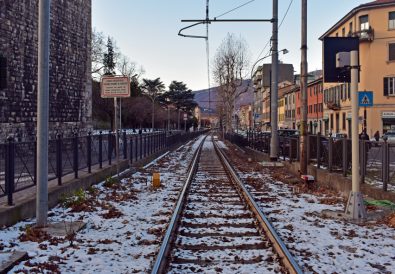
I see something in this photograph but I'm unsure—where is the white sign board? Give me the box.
[382,112,395,118]
[101,76,130,98]
[183,113,187,121]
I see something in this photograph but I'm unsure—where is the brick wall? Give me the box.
[0,0,92,140]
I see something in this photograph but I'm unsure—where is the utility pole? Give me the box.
[36,0,50,227]
[269,0,279,161]
[300,0,308,174]
[345,50,366,219]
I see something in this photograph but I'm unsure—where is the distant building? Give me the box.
[237,104,252,130]
[252,63,294,130]
[0,0,92,140]
[320,0,395,136]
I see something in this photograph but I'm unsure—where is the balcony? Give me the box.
[327,101,341,111]
[351,27,374,42]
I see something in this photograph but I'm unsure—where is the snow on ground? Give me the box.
[0,135,205,273]
[240,170,395,274]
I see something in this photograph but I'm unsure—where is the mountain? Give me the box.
[193,79,254,112]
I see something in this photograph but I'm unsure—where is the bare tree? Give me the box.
[91,28,106,79]
[213,33,249,132]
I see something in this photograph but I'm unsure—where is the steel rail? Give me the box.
[213,140,304,274]
[151,135,207,274]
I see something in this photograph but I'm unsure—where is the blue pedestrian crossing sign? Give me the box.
[358,91,373,107]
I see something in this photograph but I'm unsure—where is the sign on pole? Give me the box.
[183,113,187,121]
[358,91,373,107]
[101,76,130,98]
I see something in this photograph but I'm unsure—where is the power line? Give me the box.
[253,0,294,64]
[215,0,256,19]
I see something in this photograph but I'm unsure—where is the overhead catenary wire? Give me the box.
[215,0,256,19]
[253,0,294,63]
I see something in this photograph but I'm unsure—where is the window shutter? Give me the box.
[384,78,388,96]
[0,57,6,90]
[389,43,395,61]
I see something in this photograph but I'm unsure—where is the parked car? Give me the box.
[278,129,299,137]
[331,133,347,140]
[383,131,395,143]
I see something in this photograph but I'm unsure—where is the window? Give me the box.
[389,43,395,61]
[360,15,369,30]
[0,57,6,90]
[384,77,395,96]
[342,27,346,37]
[349,21,353,35]
[389,12,395,29]
[342,113,346,130]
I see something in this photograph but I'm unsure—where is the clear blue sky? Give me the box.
[92,0,368,91]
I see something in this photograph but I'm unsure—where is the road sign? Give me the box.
[101,76,130,98]
[323,37,359,83]
[358,91,373,107]
[183,113,187,121]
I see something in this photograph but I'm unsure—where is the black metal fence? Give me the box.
[226,131,394,191]
[1,130,206,205]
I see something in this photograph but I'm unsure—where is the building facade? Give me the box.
[0,0,92,140]
[252,63,294,130]
[320,0,395,137]
[295,78,324,134]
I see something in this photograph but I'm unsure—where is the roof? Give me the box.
[319,0,395,40]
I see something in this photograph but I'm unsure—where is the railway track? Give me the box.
[152,135,302,274]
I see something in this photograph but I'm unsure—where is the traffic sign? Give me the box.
[358,91,373,107]
[101,76,130,98]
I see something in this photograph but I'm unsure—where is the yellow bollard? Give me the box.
[152,173,160,187]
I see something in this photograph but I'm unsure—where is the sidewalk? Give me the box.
[0,160,130,227]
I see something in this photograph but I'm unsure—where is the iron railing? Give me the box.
[0,130,207,205]
[225,131,394,192]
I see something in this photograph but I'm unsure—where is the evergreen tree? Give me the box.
[103,37,116,75]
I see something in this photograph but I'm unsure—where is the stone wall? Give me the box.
[0,0,92,141]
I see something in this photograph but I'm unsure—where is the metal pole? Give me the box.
[114,98,120,177]
[270,0,279,161]
[167,106,170,131]
[36,0,50,227]
[119,98,122,132]
[345,50,366,220]
[300,0,308,174]
[178,109,180,130]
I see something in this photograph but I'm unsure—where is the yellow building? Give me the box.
[320,0,395,137]
[278,97,286,129]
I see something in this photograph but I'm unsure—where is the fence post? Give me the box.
[87,132,92,173]
[129,135,133,165]
[382,141,389,191]
[360,140,366,184]
[316,133,321,169]
[34,140,37,185]
[99,131,103,169]
[306,135,311,165]
[5,136,15,205]
[56,134,62,185]
[123,130,127,159]
[140,134,143,159]
[73,133,79,179]
[342,138,347,177]
[328,137,333,172]
[108,131,112,165]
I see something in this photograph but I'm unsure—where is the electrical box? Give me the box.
[336,52,350,68]
[152,173,160,187]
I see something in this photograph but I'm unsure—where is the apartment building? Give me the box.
[320,0,395,136]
